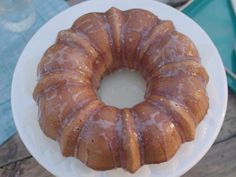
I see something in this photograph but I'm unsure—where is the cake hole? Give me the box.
[98,68,146,108]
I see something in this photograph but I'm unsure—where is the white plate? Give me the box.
[11,0,228,177]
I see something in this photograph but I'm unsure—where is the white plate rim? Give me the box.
[11,0,228,177]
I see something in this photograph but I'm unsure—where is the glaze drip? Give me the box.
[33,7,209,173]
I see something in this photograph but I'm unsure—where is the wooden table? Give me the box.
[0,90,235,177]
[1,1,236,176]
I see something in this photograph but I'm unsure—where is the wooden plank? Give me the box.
[0,134,31,167]
[0,1,234,177]
[0,157,53,177]
[183,136,236,177]
[215,90,236,144]
[0,89,235,175]
[0,136,235,177]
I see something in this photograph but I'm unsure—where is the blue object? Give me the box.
[0,0,68,145]
[183,0,236,92]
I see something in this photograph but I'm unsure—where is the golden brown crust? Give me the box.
[133,101,182,164]
[33,7,209,173]
[121,109,141,172]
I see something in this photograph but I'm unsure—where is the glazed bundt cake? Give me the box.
[33,7,209,173]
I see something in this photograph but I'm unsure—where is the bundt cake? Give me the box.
[33,7,209,173]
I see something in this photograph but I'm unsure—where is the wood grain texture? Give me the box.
[0,158,53,177]
[184,90,236,177]
[0,1,235,176]
[214,90,236,144]
[0,90,235,177]
[0,134,31,167]
[184,136,236,177]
